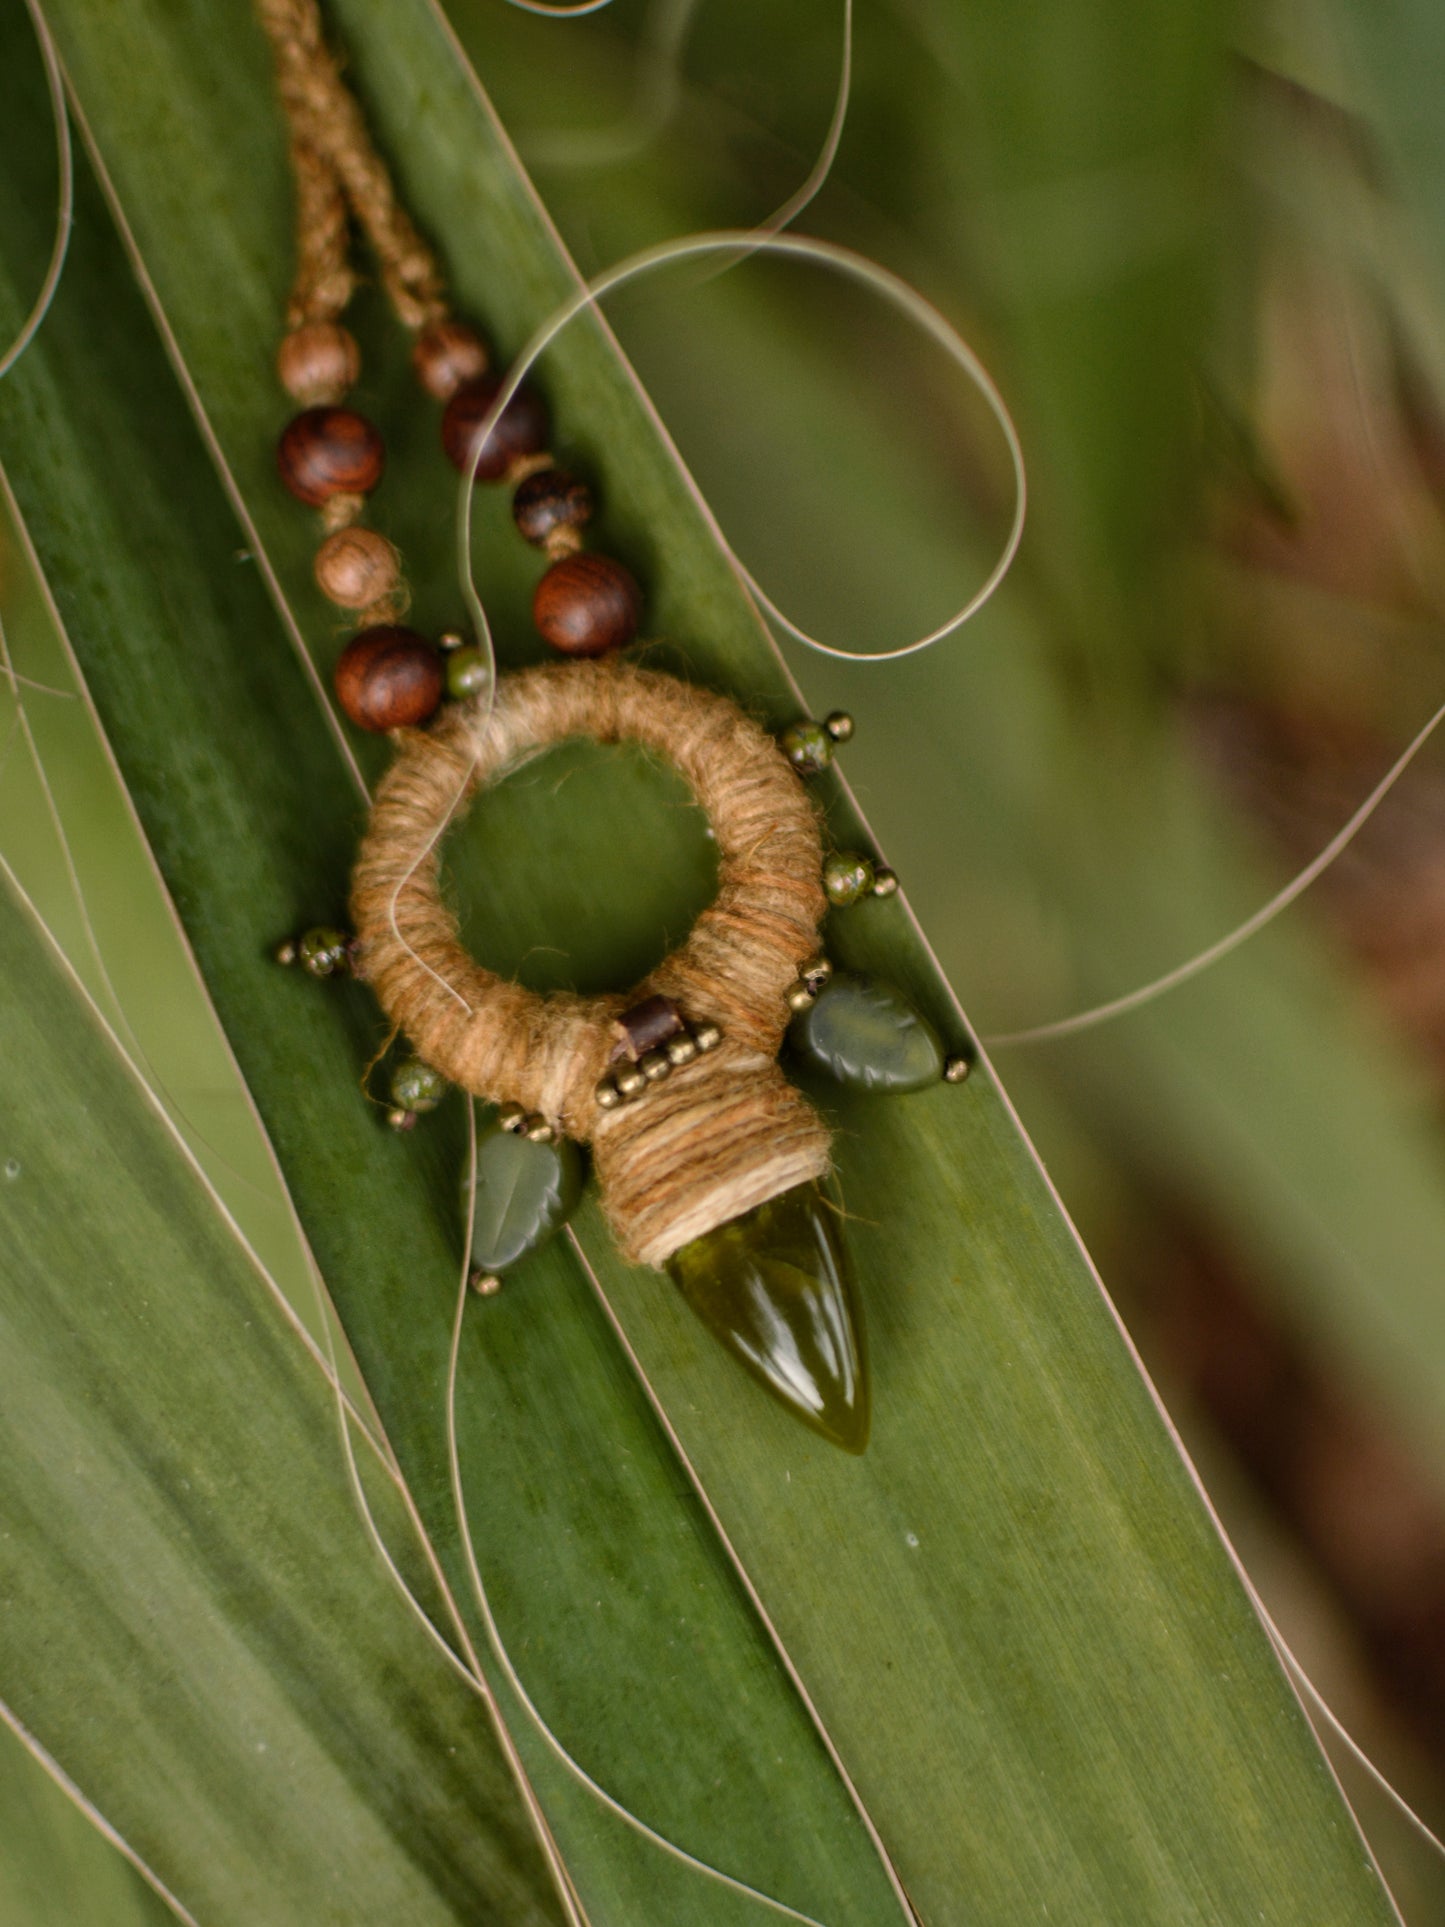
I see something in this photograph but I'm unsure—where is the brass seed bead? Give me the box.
[314,527,404,610]
[665,1033,698,1067]
[470,1269,503,1296]
[943,1055,972,1084]
[595,1076,623,1110]
[872,867,900,898]
[824,711,855,743]
[441,375,550,483]
[533,553,642,657]
[799,952,833,989]
[497,1102,528,1132]
[333,625,443,732]
[786,981,816,1012]
[524,1115,556,1142]
[615,1063,647,1100]
[639,1049,672,1083]
[692,1020,723,1053]
[277,322,361,405]
[278,407,385,507]
[412,319,489,400]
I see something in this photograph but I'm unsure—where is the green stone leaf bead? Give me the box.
[667,1181,869,1453]
[463,1122,584,1275]
[390,1057,448,1114]
[821,850,876,907]
[778,719,833,776]
[789,972,944,1092]
[445,645,491,701]
[297,925,348,978]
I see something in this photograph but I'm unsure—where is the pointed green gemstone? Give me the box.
[667,1183,869,1453]
[463,1123,583,1275]
[789,972,943,1092]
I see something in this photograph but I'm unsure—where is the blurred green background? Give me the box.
[9,0,1445,1913]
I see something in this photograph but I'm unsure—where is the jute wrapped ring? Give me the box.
[350,658,833,1265]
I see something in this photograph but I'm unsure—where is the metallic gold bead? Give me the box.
[497,1101,528,1132]
[386,1107,417,1132]
[799,952,832,991]
[469,1269,502,1296]
[942,1054,972,1084]
[272,937,299,967]
[615,1063,648,1099]
[692,1020,723,1054]
[640,1049,672,1083]
[594,1076,623,1110]
[872,867,900,898]
[524,1115,556,1143]
[787,980,816,1012]
[439,630,467,652]
[824,711,854,742]
[665,1033,699,1067]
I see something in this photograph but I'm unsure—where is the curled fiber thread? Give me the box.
[352,659,831,1266]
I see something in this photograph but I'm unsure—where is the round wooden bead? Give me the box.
[313,527,403,610]
[278,407,385,507]
[533,553,642,657]
[412,319,489,400]
[334,626,443,731]
[276,322,361,405]
[512,468,593,547]
[441,376,549,483]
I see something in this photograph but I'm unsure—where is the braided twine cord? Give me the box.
[255,0,448,331]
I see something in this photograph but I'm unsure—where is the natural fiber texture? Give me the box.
[352,660,832,1266]
[256,0,448,332]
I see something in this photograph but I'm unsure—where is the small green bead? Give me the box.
[390,1057,448,1113]
[298,926,349,978]
[822,851,876,907]
[446,645,491,701]
[779,719,833,777]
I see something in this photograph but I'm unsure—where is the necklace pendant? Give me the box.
[667,1182,869,1454]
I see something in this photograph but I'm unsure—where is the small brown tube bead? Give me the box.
[278,407,385,507]
[276,323,361,405]
[314,527,403,610]
[512,468,593,548]
[441,376,549,483]
[412,319,489,400]
[334,626,443,731]
[533,554,642,657]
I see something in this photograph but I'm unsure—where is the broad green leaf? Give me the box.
[0,866,567,1926]
[0,1,1407,1920]
[0,1720,172,1927]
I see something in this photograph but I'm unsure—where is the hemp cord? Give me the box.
[352,660,833,1267]
[256,0,449,332]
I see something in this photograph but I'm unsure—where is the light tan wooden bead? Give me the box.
[412,320,489,401]
[276,323,361,405]
[314,527,404,610]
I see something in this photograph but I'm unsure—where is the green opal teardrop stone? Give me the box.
[463,1124,583,1275]
[667,1183,869,1453]
[789,972,943,1092]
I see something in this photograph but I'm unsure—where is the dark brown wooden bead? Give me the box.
[441,376,549,483]
[333,626,443,731]
[512,468,594,547]
[412,319,489,400]
[278,407,385,507]
[276,323,361,405]
[533,553,642,657]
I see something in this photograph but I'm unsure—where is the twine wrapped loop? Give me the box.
[351,659,831,1265]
